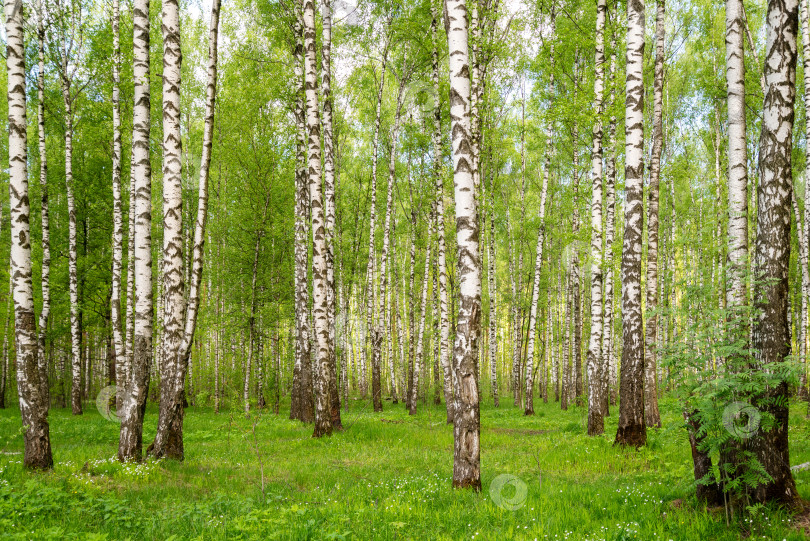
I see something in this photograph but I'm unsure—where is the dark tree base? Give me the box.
[614,423,647,448]
[24,421,54,470]
[312,422,332,438]
[452,478,482,491]
[588,413,604,436]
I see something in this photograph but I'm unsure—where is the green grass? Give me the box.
[1,396,810,540]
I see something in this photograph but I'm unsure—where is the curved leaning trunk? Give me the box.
[523,141,552,416]
[150,0,221,460]
[524,12,555,416]
[445,0,482,491]
[119,0,153,462]
[149,0,186,460]
[7,0,53,469]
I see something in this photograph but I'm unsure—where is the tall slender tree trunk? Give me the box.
[290,1,314,423]
[446,0,482,490]
[432,5,453,423]
[562,272,571,410]
[615,0,647,448]
[749,0,800,506]
[797,0,810,399]
[0,287,6,409]
[715,0,751,492]
[119,0,153,461]
[602,14,618,416]
[33,5,51,409]
[644,0,665,430]
[60,64,82,415]
[149,0,186,460]
[7,0,53,468]
[406,218,417,410]
[179,0,221,388]
[587,0,606,436]
[727,0,748,311]
[488,188,498,407]
[109,0,126,411]
[365,23,392,407]
[410,214,434,415]
[377,74,407,412]
[153,0,220,452]
[303,0,332,438]
[321,0,341,429]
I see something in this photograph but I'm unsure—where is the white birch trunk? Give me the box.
[615,0,647,448]
[119,0,154,461]
[446,0,482,490]
[7,0,53,468]
[587,0,606,435]
[34,4,51,408]
[644,0,664,430]
[302,0,332,438]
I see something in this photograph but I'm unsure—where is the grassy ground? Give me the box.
[1,395,810,540]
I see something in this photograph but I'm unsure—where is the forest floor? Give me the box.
[2,395,810,540]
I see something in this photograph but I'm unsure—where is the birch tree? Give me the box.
[727,0,747,311]
[290,0,314,423]
[644,0,665,429]
[365,20,392,407]
[446,0,481,490]
[432,2,453,423]
[321,0,342,429]
[110,0,125,410]
[602,11,618,416]
[615,0,647,448]
[748,0,800,505]
[149,0,186,459]
[7,0,53,469]
[410,211,434,415]
[150,0,221,458]
[36,1,51,408]
[586,0,606,435]
[302,0,332,438]
[119,0,154,461]
[377,68,407,412]
[53,0,85,415]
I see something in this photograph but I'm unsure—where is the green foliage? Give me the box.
[660,274,801,518]
[2,400,810,539]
